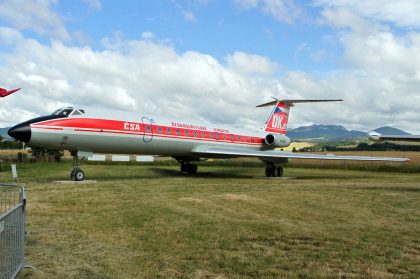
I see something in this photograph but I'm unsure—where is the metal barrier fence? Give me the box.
[0,184,26,279]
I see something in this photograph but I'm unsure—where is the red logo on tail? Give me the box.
[265,101,290,135]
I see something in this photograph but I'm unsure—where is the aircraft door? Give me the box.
[141,117,154,143]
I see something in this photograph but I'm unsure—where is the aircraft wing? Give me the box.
[368,132,420,142]
[192,146,409,162]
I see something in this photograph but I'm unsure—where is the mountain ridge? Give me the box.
[286,125,410,142]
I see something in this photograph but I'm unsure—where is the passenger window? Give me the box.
[146,126,151,132]
[176,129,180,135]
[157,127,162,133]
[167,128,171,134]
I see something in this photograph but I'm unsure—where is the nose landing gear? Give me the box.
[70,152,85,181]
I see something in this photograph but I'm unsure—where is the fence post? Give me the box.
[11,164,18,183]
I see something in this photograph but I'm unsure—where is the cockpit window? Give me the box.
[71,109,85,116]
[58,109,73,116]
[52,107,85,116]
[52,109,62,115]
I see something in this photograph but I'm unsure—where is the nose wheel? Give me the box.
[265,164,283,177]
[70,152,85,181]
[70,167,85,181]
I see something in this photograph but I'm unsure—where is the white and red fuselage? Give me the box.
[13,106,290,159]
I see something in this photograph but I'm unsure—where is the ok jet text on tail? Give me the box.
[8,99,409,181]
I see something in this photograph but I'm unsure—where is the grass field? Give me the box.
[1,162,419,278]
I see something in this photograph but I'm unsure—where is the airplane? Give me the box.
[0,87,21,97]
[8,98,409,181]
[368,131,420,142]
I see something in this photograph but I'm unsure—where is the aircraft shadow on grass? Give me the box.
[148,167,255,179]
[78,168,250,181]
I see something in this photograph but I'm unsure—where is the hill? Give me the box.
[287,124,366,142]
[287,125,411,142]
[372,126,411,135]
[0,127,9,138]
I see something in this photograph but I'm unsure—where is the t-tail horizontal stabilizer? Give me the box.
[256,98,343,108]
[258,98,343,135]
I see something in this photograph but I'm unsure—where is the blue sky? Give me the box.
[1,0,420,133]
[12,1,341,72]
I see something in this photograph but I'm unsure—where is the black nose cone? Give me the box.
[8,123,31,142]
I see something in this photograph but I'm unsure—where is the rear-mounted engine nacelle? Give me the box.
[264,134,290,148]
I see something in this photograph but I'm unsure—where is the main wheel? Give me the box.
[180,163,188,173]
[276,167,283,177]
[265,167,275,177]
[189,164,198,174]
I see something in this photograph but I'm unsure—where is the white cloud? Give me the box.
[0,0,70,41]
[0,30,291,129]
[283,5,420,133]
[226,51,278,75]
[320,8,376,34]
[0,27,24,44]
[141,31,155,40]
[314,0,420,28]
[234,0,302,24]
[182,10,197,22]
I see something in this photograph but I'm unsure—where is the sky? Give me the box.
[1,0,420,133]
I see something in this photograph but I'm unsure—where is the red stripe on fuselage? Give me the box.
[38,127,63,131]
[32,118,265,146]
[34,118,122,131]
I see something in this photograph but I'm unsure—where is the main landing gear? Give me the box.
[180,161,198,174]
[265,163,283,177]
[70,152,85,181]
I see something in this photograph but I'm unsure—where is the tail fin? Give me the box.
[0,87,21,97]
[257,98,343,135]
